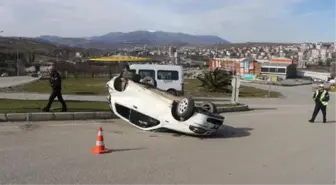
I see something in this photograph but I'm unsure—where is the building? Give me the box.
[270,57,293,64]
[263,57,297,78]
[209,57,297,80]
[208,57,262,79]
[260,63,297,79]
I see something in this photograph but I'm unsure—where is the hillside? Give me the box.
[38,30,230,48]
[0,37,103,62]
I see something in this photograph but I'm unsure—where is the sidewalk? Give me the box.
[0,76,41,89]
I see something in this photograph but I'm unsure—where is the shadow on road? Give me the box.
[200,125,253,139]
[110,147,147,153]
[149,126,253,139]
[19,124,40,131]
[315,120,336,124]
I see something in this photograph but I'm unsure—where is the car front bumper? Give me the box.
[186,113,224,136]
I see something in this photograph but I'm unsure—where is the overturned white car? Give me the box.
[106,74,225,136]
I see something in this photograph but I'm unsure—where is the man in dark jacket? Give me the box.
[309,84,330,123]
[42,65,67,112]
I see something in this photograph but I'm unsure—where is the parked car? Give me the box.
[129,64,184,96]
[105,73,225,136]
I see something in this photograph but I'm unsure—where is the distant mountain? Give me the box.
[37,30,230,49]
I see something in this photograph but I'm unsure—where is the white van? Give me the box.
[129,64,184,96]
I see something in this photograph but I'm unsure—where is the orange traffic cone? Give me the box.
[91,127,110,154]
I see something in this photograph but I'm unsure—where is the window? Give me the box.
[261,67,269,72]
[277,68,286,73]
[139,70,155,79]
[269,68,276,72]
[157,70,179,80]
[129,69,136,74]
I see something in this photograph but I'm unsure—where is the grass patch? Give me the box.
[0,99,110,113]
[184,79,282,98]
[6,77,282,98]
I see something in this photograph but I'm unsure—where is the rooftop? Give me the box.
[261,62,293,67]
[88,56,152,62]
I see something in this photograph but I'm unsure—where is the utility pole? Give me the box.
[13,35,21,76]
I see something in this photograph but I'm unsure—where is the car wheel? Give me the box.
[176,97,195,119]
[167,89,177,96]
[141,76,156,87]
[113,76,123,91]
[200,101,217,113]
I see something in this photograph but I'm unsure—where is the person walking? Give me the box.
[309,84,330,123]
[42,65,67,112]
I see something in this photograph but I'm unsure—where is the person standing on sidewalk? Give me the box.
[309,84,330,123]
[42,65,67,112]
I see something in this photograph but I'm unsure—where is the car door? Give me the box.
[157,70,181,91]
[128,85,162,129]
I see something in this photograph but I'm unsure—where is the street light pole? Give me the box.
[16,48,19,76]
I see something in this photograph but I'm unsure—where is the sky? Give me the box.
[0,0,335,43]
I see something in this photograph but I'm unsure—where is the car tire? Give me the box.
[176,97,195,120]
[141,76,156,87]
[200,101,217,113]
[167,89,177,96]
[113,76,123,91]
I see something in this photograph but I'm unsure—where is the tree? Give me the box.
[197,68,232,93]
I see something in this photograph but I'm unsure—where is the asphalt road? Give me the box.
[0,99,335,184]
[239,82,336,106]
[0,78,335,183]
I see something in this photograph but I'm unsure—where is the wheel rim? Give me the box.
[203,104,210,111]
[177,98,189,114]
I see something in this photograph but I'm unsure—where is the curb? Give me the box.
[0,104,249,122]
[193,97,229,102]
[217,104,249,113]
[248,81,312,87]
[0,112,117,122]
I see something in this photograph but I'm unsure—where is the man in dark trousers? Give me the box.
[42,65,67,112]
[309,84,330,123]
